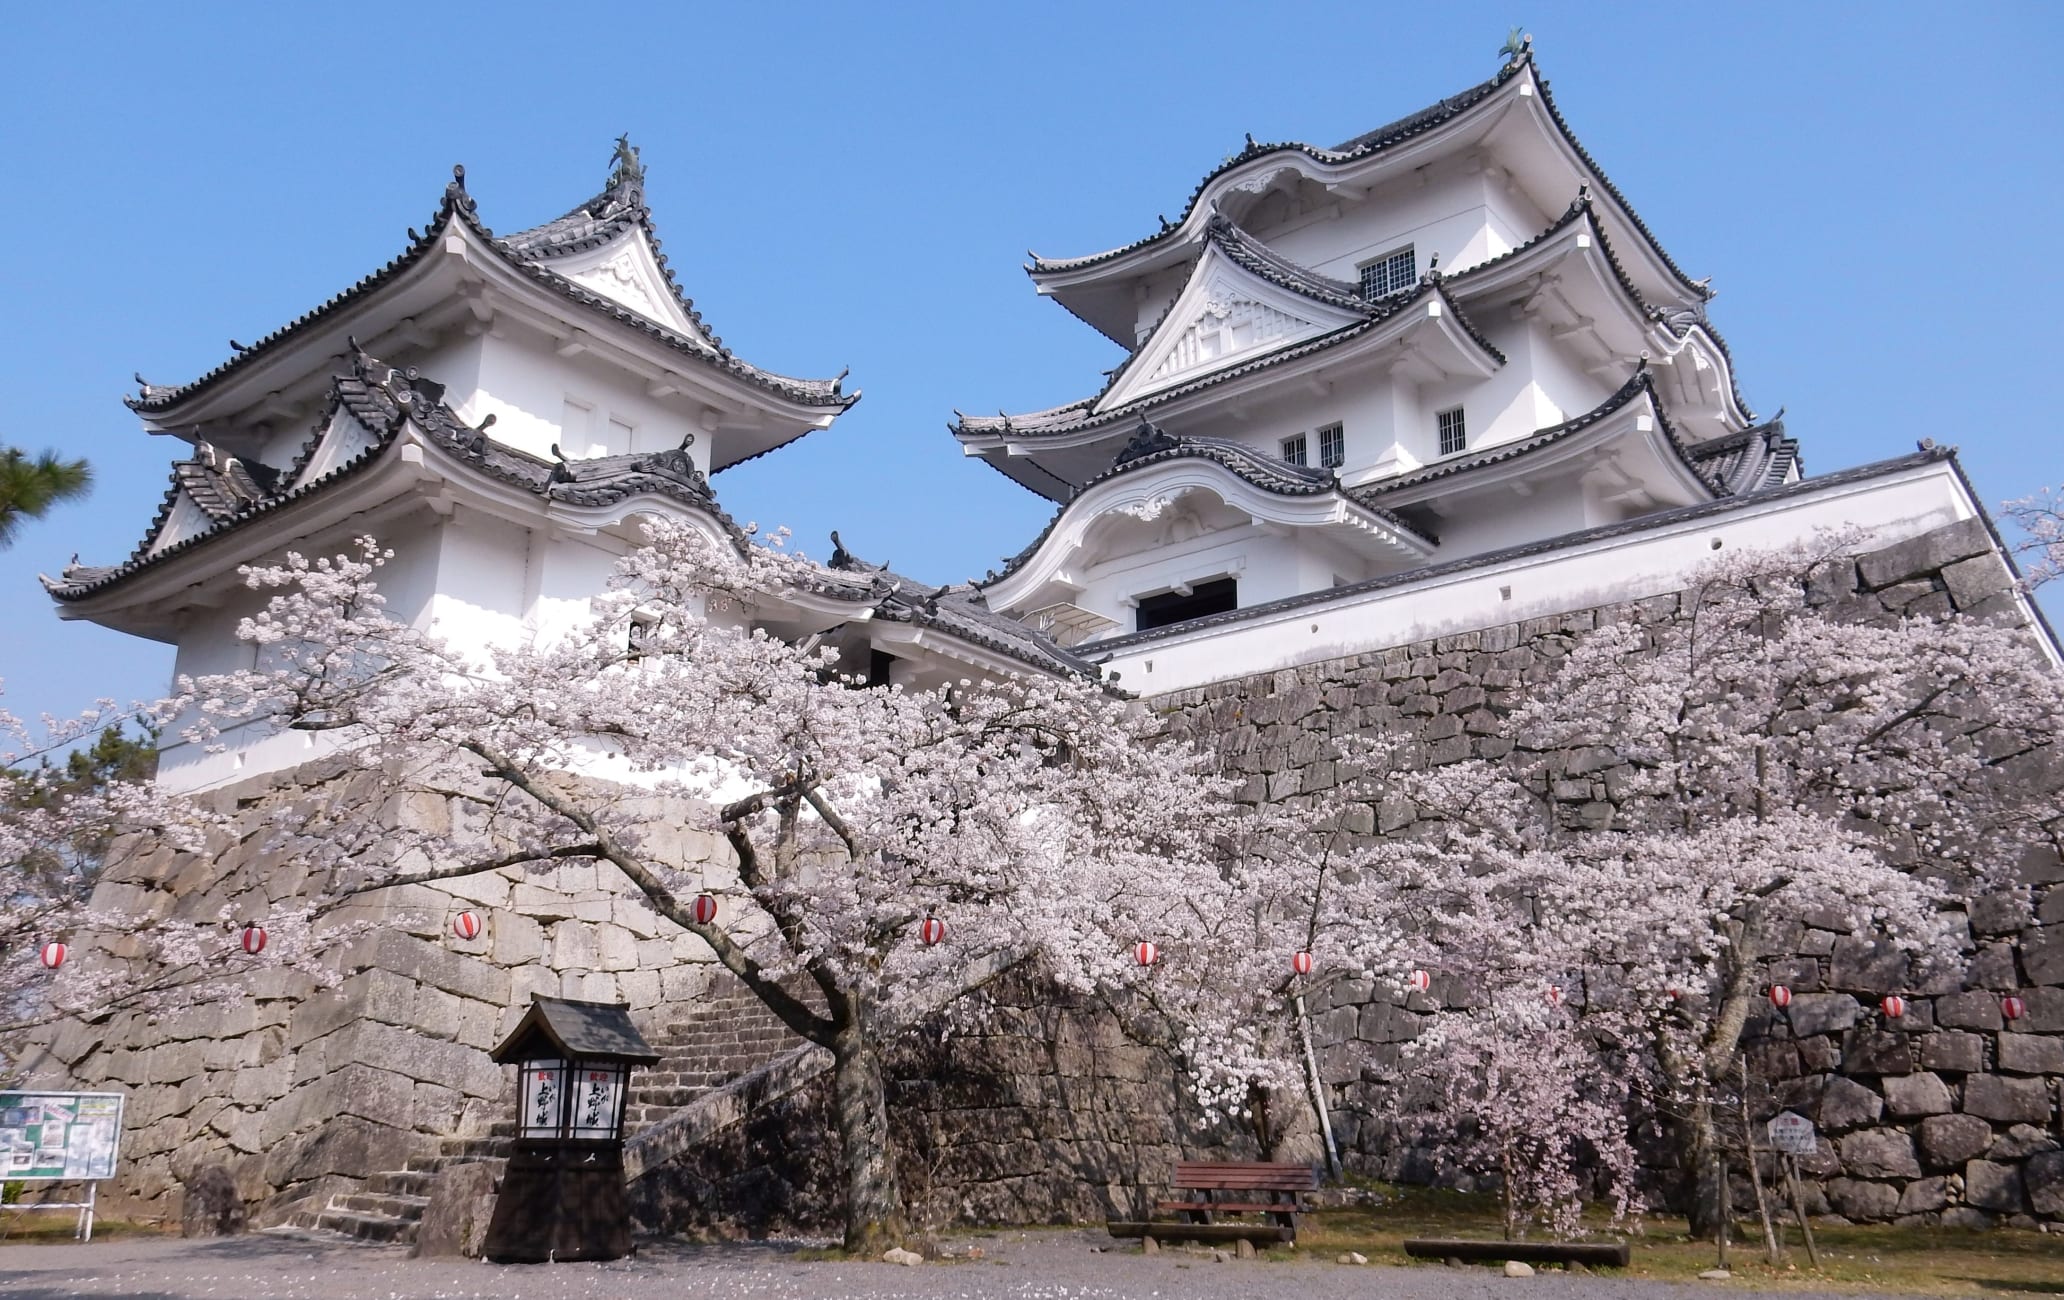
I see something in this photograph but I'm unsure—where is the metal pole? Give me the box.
[1293,992,1342,1179]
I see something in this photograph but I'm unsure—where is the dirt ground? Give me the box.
[0,1226,1964,1300]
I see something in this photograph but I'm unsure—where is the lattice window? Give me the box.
[1317,422,1345,469]
[1280,433,1308,466]
[1358,245,1416,301]
[1437,407,1468,456]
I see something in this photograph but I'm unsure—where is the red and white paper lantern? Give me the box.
[691,894,718,926]
[1134,941,1159,967]
[919,916,945,946]
[240,923,268,956]
[452,910,482,940]
[38,942,66,970]
[1291,950,1314,976]
[1769,984,1793,1009]
[1407,969,1432,993]
[1881,995,1907,1019]
[2003,995,2027,1022]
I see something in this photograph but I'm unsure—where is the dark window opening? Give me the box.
[866,648,896,688]
[1135,578,1238,632]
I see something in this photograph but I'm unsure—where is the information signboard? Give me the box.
[0,1091,123,1181]
[1766,1110,1817,1156]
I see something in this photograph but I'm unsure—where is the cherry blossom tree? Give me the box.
[184,521,1315,1253]
[0,691,344,1058]
[1343,538,2064,1236]
[2004,488,2063,589]
[1396,993,1641,1239]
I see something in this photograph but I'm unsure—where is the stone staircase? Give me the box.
[298,1133,512,1245]
[624,983,804,1128]
[298,986,806,1246]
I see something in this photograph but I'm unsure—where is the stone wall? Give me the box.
[1153,517,2064,1225]
[628,970,1246,1237]
[27,759,734,1225]
[29,516,2061,1233]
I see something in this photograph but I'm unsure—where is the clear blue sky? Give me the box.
[3,2,2059,728]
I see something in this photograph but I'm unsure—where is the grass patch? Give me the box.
[0,1210,172,1244]
[1271,1185,2064,1295]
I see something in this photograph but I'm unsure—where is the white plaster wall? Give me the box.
[1104,461,1981,694]
[460,337,711,472]
[156,518,445,793]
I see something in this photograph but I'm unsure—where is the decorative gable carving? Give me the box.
[559,230,708,345]
[1096,245,1363,413]
[1146,285,1313,383]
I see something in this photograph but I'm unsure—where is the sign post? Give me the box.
[1765,1111,1820,1268]
[0,1091,124,1241]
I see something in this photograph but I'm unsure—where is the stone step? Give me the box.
[408,1153,512,1174]
[439,1136,513,1159]
[332,1191,430,1218]
[365,1169,436,1197]
[313,1207,417,1245]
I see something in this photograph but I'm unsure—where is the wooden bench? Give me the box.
[1107,1160,1318,1247]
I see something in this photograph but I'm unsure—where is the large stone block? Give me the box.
[1838,1130,1921,1179]
[1855,518,1990,591]
[413,1161,500,1258]
[1826,1177,1899,1220]
[1842,1028,1914,1076]
[1920,1031,1984,1074]
[1998,1033,2064,1075]
[1882,1072,1953,1117]
[2027,1150,2064,1217]
[1934,991,2004,1031]
[1919,1113,1994,1167]
[1818,1076,1883,1131]
[1941,553,2014,610]
[2023,926,2064,987]
[1963,1074,2052,1124]
[1896,1176,1948,1215]
[1965,1159,2026,1212]
[1786,994,1858,1037]
[1829,937,1910,992]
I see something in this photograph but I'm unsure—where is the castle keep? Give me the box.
[35,49,2064,1232]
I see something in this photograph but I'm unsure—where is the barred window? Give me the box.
[1358,245,1416,300]
[1317,422,1345,469]
[1280,433,1308,466]
[1437,407,1468,456]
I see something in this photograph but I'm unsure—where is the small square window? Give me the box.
[627,612,659,660]
[1437,407,1468,456]
[1280,433,1308,466]
[1358,245,1416,301]
[1316,422,1345,469]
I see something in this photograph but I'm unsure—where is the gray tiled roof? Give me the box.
[127,164,855,419]
[1029,53,1710,305]
[823,539,1100,680]
[48,347,743,601]
[1347,366,1698,503]
[981,419,1438,589]
[953,275,1501,449]
[1687,417,1801,494]
[491,995,660,1064]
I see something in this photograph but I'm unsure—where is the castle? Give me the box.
[37,49,2064,1232]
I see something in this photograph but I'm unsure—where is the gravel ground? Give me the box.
[0,1227,1910,1299]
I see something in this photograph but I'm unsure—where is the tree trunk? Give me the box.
[831,1020,908,1256]
[1678,1093,1728,1240]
